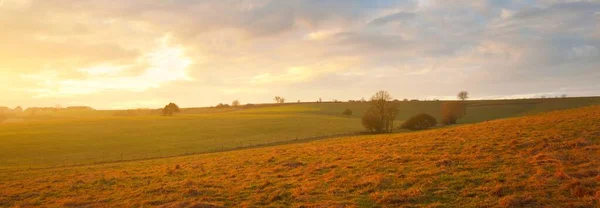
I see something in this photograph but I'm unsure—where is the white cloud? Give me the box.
[222,87,268,95]
[246,56,362,85]
[2,0,600,108]
[501,9,514,19]
[305,29,340,41]
[406,67,433,75]
[568,45,599,59]
[0,0,31,9]
[78,65,129,76]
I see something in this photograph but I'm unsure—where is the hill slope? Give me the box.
[1,97,600,169]
[1,106,600,207]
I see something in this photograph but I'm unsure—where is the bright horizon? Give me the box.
[3,95,596,111]
[1,0,599,110]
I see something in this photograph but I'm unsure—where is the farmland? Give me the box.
[1,105,599,207]
[1,97,600,169]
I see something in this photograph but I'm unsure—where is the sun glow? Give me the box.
[23,36,193,98]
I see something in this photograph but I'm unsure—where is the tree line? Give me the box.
[159,91,468,125]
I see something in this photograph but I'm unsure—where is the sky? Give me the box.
[1,0,599,109]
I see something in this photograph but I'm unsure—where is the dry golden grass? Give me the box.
[1,106,599,207]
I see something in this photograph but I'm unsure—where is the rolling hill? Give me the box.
[1,106,599,207]
[1,97,600,169]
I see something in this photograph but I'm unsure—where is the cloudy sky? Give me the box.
[1,0,599,109]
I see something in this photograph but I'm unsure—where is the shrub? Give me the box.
[362,108,383,133]
[342,109,353,117]
[216,103,230,108]
[441,102,466,125]
[401,113,437,130]
[162,103,180,116]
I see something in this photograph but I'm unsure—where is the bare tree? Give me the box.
[371,90,393,121]
[232,100,240,107]
[458,91,469,101]
[385,104,399,132]
[274,96,285,104]
[362,90,398,133]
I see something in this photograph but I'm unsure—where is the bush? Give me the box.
[441,114,458,125]
[342,109,353,117]
[441,102,466,125]
[216,103,230,108]
[362,109,383,133]
[162,103,180,116]
[401,113,437,130]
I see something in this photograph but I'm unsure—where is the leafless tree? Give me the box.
[274,96,285,104]
[362,90,398,133]
[232,100,240,107]
[458,91,469,101]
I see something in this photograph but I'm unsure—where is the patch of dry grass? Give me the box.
[1,106,599,207]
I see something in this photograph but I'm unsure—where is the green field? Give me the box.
[1,97,599,169]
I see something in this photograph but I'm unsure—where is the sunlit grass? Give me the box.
[0,97,599,169]
[1,106,598,207]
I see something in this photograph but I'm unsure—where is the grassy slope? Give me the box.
[0,111,358,169]
[1,97,599,169]
[1,106,599,207]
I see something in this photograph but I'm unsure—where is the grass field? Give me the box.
[1,105,598,207]
[1,97,600,169]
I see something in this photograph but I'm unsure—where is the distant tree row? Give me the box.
[0,106,98,118]
[120,90,568,119]
[0,106,95,114]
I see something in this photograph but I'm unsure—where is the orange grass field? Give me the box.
[1,106,599,207]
